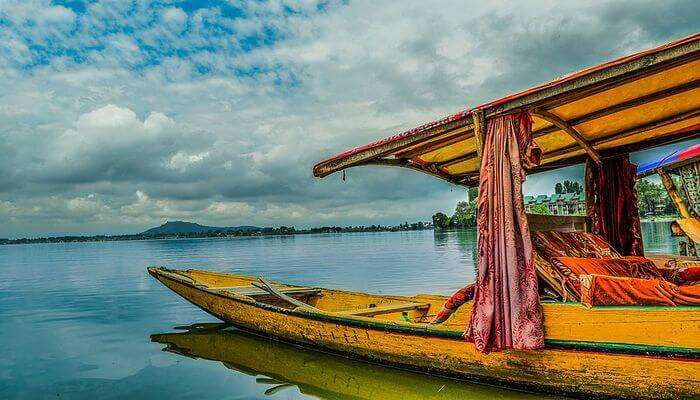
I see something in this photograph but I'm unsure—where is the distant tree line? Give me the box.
[0,222,433,246]
[432,187,478,230]
[432,178,679,224]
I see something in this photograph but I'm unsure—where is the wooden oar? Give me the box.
[252,278,320,311]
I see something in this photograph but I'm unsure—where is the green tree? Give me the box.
[554,180,582,195]
[432,212,451,230]
[530,204,551,215]
[467,186,478,201]
[452,200,477,228]
[636,178,667,216]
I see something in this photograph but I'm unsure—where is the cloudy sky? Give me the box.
[0,0,698,238]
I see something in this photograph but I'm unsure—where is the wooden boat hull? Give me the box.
[148,267,700,399]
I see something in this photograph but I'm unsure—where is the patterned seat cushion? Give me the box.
[580,274,700,306]
[530,231,621,300]
[531,231,620,261]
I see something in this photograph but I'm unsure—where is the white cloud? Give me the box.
[161,7,187,32]
[0,0,698,237]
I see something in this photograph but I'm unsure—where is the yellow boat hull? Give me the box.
[148,267,700,399]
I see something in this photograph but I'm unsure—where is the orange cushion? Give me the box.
[580,274,700,306]
[551,256,663,298]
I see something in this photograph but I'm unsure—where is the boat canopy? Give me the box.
[637,142,700,178]
[313,34,700,186]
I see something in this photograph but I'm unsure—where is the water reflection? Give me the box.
[434,230,478,276]
[151,324,563,400]
[641,220,683,254]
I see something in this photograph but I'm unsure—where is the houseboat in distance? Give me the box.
[150,33,700,399]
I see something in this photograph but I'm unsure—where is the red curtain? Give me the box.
[585,156,644,256]
[464,112,545,353]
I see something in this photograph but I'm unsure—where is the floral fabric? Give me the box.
[586,156,644,256]
[530,230,621,300]
[580,274,700,306]
[464,112,544,353]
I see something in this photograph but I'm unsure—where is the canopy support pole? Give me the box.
[531,108,602,164]
[471,109,486,164]
[658,169,692,218]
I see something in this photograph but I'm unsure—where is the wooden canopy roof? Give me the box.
[313,33,700,186]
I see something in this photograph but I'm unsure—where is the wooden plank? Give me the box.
[527,214,589,233]
[531,108,603,164]
[483,41,700,118]
[539,107,700,163]
[218,285,320,298]
[532,78,700,138]
[339,302,429,317]
[252,278,320,310]
[364,158,467,186]
[436,150,478,168]
[395,128,473,158]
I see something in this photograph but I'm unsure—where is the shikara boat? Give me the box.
[150,33,700,399]
[148,267,698,399]
[151,324,557,400]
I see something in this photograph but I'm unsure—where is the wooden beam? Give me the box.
[364,158,468,186]
[601,126,700,159]
[471,109,485,164]
[530,127,700,174]
[542,106,700,162]
[484,44,700,118]
[395,128,473,158]
[532,78,700,138]
[338,302,429,317]
[531,108,603,164]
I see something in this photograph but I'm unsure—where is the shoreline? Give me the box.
[0,226,435,246]
[640,216,678,223]
[0,218,678,247]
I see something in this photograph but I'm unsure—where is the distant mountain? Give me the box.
[141,221,260,236]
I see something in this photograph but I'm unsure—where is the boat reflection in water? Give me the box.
[151,324,563,400]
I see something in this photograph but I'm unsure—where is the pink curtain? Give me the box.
[464,112,545,353]
[585,156,644,256]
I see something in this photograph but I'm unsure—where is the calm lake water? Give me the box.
[0,222,680,399]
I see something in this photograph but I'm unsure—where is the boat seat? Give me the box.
[339,302,430,317]
[215,285,321,298]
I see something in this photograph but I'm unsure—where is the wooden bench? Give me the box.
[339,302,430,317]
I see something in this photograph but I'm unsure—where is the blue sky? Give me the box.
[0,0,698,238]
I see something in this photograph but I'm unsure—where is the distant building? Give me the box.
[524,192,586,215]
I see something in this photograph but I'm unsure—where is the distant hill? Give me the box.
[141,221,260,236]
